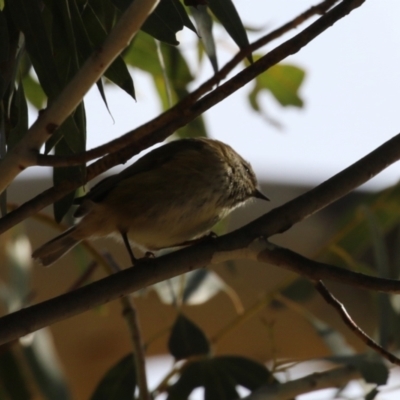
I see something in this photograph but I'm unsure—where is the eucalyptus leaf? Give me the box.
[8,81,28,150]
[0,348,31,400]
[190,5,218,73]
[22,74,47,109]
[8,0,61,98]
[278,278,314,304]
[90,354,136,400]
[0,10,9,63]
[208,0,251,61]
[52,136,85,222]
[168,314,210,360]
[327,354,389,386]
[112,0,194,45]
[249,62,305,111]
[318,184,400,268]
[80,3,135,99]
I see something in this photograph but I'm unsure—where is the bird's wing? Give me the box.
[73,139,207,217]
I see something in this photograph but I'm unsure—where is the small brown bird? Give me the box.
[32,138,269,266]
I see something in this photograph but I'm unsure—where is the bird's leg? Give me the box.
[120,230,137,266]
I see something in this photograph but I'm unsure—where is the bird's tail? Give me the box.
[32,227,81,267]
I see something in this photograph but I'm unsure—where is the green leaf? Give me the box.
[90,354,136,400]
[48,0,80,77]
[172,0,197,33]
[0,348,31,400]
[319,183,400,268]
[207,0,251,61]
[112,0,194,45]
[53,135,85,222]
[278,278,314,304]
[0,10,9,63]
[167,356,272,400]
[361,206,393,348]
[190,5,218,73]
[8,0,61,98]
[141,0,181,45]
[125,31,162,76]
[249,62,305,110]
[168,314,210,360]
[69,0,112,111]
[328,354,389,386]
[86,0,117,33]
[22,73,47,109]
[8,81,28,150]
[80,3,135,99]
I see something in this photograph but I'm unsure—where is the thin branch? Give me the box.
[315,280,400,366]
[254,242,400,293]
[0,0,369,235]
[104,254,150,400]
[210,291,274,345]
[3,232,400,346]
[222,131,400,250]
[241,365,360,400]
[35,0,340,168]
[0,0,159,193]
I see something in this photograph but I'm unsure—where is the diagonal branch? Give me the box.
[35,0,341,168]
[0,0,159,193]
[0,0,368,235]
[315,280,400,366]
[223,132,400,249]
[3,226,400,345]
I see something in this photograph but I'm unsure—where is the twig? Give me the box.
[104,253,150,400]
[254,242,400,293]
[315,280,400,366]
[0,0,369,235]
[35,0,340,168]
[210,291,274,345]
[0,0,159,193]
[3,236,400,346]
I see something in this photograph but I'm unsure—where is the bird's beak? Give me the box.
[253,189,270,201]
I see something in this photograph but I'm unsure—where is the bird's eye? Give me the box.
[242,163,251,175]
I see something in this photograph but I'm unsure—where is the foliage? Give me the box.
[0,0,397,399]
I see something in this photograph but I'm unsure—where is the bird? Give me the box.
[32,138,269,266]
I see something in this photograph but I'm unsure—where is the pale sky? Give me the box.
[26,0,400,192]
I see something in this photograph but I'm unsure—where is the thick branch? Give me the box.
[0,0,368,234]
[0,0,159,193]
[220,132,400,250]
[3,124,400,342]
[3,233,400,345]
